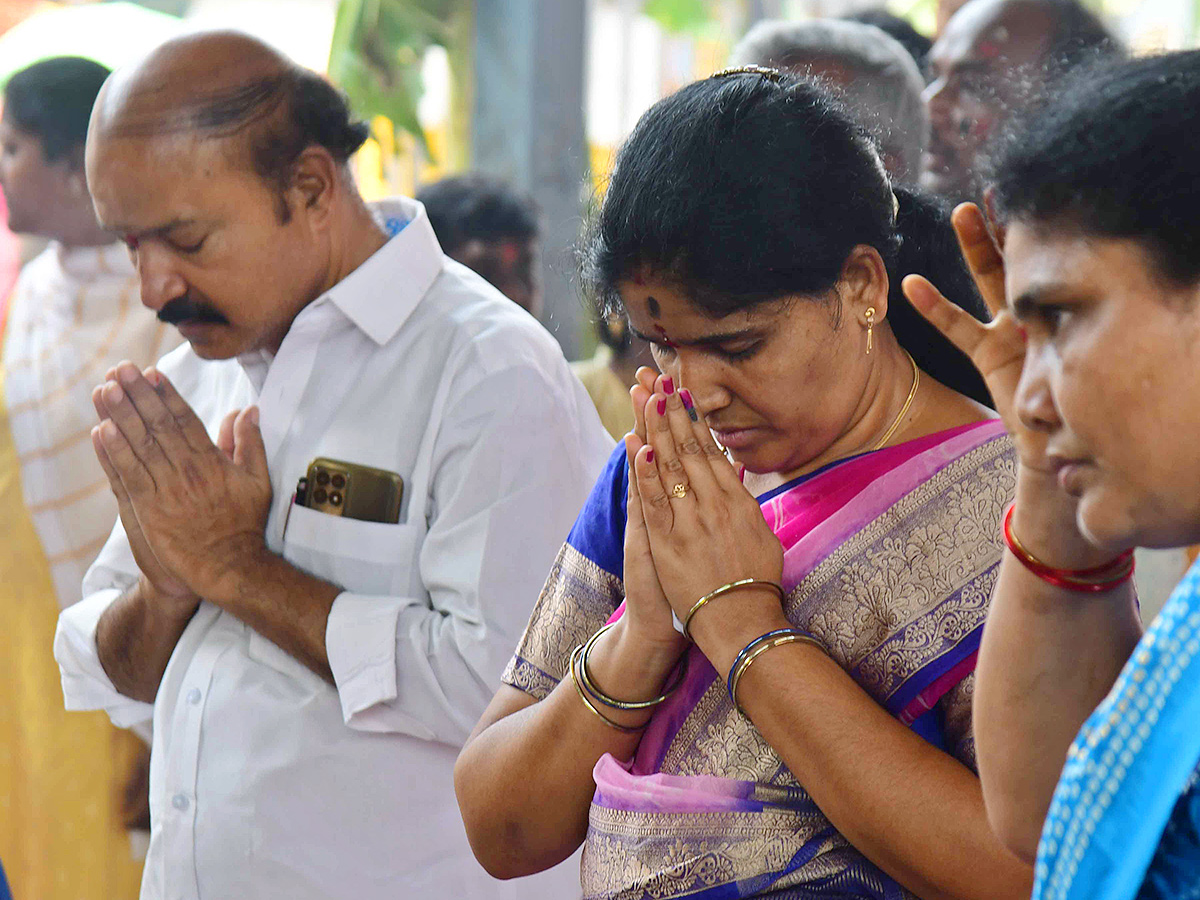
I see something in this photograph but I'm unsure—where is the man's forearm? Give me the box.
[96,578,200,704]
[211,549,341,683]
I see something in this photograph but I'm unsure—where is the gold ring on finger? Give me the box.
[672,482,689,499]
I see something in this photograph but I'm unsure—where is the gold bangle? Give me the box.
[568,644,647,733]
[577,623,688,710]
[682,578,785,641]
[729,633,825,716]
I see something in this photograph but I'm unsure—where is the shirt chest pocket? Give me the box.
[281,503,423,597]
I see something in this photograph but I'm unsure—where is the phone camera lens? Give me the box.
[313,488,328,504]
[316,471,331,486]
[331,474,346,489]
[329,491,343,506]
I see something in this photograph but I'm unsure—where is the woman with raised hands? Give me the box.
[455,69,1033,899]
[905,50,1200,900]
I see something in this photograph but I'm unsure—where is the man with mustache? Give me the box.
[53,31,611,899]
[155,294,229,328]
[921,0,1123,205]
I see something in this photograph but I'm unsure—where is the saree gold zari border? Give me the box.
[792,438,1013,694]
[501,543,624,700]
[659,437,1014,781]
[582,804,917,900]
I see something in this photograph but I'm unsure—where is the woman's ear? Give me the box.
[839,244,890,325]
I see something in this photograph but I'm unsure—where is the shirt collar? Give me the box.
[319,196,444,346]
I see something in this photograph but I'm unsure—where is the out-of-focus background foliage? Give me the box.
[0,0,1194,351]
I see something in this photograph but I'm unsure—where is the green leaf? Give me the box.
[643,0,712,34]
[328,0,465,157]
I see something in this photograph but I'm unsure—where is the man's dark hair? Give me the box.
[2,56,111,162]
[582,71,991,405]
[994,49,1200,287]
[841,9,932,74]
[417,174,539,255]
[115,66,370,220]
[242,68,370,203]
[1041,0,1125,77]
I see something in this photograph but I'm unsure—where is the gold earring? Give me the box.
[865,307,875,355]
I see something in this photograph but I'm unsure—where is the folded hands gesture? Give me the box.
[91,361,273,606]
[622,370,786,661]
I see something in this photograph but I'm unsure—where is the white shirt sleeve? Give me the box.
[325,361,610,744]
[55,517,155,728]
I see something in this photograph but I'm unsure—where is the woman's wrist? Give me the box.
[584,615,687,717]
[685,586,793,675]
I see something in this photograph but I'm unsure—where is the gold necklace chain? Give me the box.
[870,351,920,452]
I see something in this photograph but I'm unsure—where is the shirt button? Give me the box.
[186,688,202,705]
[172,793,190,812]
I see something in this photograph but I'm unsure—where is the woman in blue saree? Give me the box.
[906,51,1200,900]
[456,71,1033,899]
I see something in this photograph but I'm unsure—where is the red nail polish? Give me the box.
[657,398,666,416]
[663,376,674,395]
[646,448,655,463]
[680,389,693,410]
[1016,325,1028,342]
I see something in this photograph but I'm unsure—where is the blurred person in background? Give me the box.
[0,55,179,900]
[418,173,543,318]
[907,48,1200,899]
[420,172,658,441]
[927,0,1186,622]
[571,312,656,440]
[842,8,934,78]
[457,69,1029,900]
[55,31,609,900]
[0,189,19,312]
[730,19,928,183]
[922,0,1124,205]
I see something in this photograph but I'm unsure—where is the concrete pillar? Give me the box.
[472,0,590,357]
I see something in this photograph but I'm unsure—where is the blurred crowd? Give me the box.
[1,2,1198,900]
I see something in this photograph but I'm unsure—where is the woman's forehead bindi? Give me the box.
[638,295,677,346]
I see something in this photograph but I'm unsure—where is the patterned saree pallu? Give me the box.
[503,420,1015,899]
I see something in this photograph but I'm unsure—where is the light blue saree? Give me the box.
[1035,560,1200,899]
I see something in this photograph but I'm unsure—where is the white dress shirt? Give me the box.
[55,197,612,899]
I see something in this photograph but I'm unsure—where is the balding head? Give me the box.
[922,0,1123,202]
[92,31,290,135]
[90,31,368,216]
[84,31,381,361]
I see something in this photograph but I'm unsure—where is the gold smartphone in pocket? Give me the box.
[298,458,404,524]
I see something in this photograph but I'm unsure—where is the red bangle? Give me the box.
[1002,504,1134,593]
